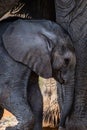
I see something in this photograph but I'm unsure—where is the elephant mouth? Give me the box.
[57,71,65,84]
[52,70,65,84]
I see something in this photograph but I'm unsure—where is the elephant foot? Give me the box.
[59,126,66,130]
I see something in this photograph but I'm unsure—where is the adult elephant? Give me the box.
[55,0,87,130]
[0,18,76,130]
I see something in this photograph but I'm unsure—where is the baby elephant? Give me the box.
[0,18,76,130]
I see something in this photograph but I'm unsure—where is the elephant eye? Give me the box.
[61,45,66,52]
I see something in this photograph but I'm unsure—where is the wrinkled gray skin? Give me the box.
[0,18,76,130]
[55,0,87,130]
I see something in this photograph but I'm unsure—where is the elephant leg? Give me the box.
[27,72,43,130]
[0,106,4,119]
[1,87,34,130]
[27,85,43,130]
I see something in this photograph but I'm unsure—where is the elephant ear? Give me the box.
[2,24,52,78]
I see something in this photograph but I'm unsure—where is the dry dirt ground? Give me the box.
[0,110,17,130]
[0,110,58,130]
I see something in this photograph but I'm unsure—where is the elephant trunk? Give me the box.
[59,72,75,128]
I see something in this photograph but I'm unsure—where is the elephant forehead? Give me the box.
[3,33,49,56]
[6,19,57,43]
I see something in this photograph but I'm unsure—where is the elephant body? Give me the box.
[0,18,76,130]
[55,0,87,129]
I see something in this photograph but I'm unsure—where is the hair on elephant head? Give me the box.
[2,19,76,129]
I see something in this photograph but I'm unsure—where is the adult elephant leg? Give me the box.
[0,106,4,119]
[54,0,87,129]
[65,41,87,130]
[27,72,43,130]
[1,83,34,130]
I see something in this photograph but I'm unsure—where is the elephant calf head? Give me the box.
[51,36,76,84]
[2,19,76,128]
